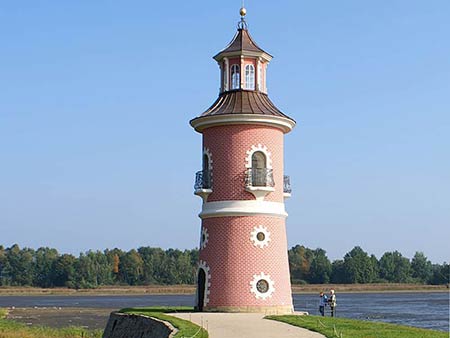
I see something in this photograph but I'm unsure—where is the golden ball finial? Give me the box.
[240,7,247,17]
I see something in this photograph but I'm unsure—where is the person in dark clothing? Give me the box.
[319,291,327,316]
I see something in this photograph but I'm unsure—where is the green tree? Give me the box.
[288,245,314,283]
[330,259,346,283]
[119,249,143,285]
[150,248,173,284]
[429,263,449,285]
[309,249,332,284]
[74,250,114,288]
[370,254,380,281]
[162,249,183,284]
[189,249,199,267]
[105,248,125,284]
[138,247,158,284]
[342,246,377,283]
[92,250,114,285]
[379,251,412,283]
[33,247,59,287]
[53,254,76,287]
[0,245,11,286]
[6,245,35,286]
[169,249,196,284]
[411,252,432,283]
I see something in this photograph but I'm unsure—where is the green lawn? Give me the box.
[120,307,208,338]
[266,315,448,338]
[0,308,7,319]
[0,308,102,338]
[0,318,102,338]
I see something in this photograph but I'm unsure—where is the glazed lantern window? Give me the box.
[258,64,263,91]
[245,64,255,90]
[231,64,240,89]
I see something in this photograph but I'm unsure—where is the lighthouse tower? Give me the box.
[191,8,296,314]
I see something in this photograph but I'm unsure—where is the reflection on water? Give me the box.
[0,292,448,332]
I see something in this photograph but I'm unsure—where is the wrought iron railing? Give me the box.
[245,168,275,188]
[194,170,212,190]
[283,175,292,194]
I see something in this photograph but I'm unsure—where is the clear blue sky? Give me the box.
[1,1,449,263]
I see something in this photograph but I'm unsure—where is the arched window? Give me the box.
[251,151,266,186]
[202,154,209,172]
[202,154,211,188]
[231,64,240,90]
[245,64,255,90]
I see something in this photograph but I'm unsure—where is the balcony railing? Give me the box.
[283,175,292,194]
[194,170,212,190]
[245,168,275,188]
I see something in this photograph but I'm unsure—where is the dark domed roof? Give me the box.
[216,28,268,54]
[214,28,272,61]
[197,90,293,120]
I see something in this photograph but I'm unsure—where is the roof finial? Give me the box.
[238,1,248,29]
[240,6,247,18]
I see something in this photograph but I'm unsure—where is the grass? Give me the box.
[0,307,102,338]
[0,309,7,320]
[120,306,208,338]
[0,319,102,338]
[266,315,448,338]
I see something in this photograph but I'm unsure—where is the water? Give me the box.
[0,292,448,332]
[293,292,449,332]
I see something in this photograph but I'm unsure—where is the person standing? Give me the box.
[328,289,337,317]
[319,292,327,316]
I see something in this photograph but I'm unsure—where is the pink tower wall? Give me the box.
[198,124,294,313]
[203,125,284,202]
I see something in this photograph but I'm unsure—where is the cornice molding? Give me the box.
[214,50,272,63]
[190,114,296,134]
[199,200,288,219]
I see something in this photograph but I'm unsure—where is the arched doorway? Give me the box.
[197,268,206,311]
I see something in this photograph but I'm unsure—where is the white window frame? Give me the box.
[231,64,240,90]
[245,64,255,90]
[258,63,262,91]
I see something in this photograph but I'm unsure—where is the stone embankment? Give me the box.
[102,312,177,338]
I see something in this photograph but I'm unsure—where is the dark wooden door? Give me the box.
[197,269,206,311]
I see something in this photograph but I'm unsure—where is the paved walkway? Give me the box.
[171,313,325,338]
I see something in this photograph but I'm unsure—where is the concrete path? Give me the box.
[171,313,325,338]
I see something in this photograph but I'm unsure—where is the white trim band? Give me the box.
[190,114,296,134]
[199,200,287,219]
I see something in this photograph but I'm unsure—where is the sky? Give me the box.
[0,1,449,264]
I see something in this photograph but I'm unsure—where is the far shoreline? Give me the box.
[0,283,447,297]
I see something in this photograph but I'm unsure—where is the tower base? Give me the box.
[201,305,294,315]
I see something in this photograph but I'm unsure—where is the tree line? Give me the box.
[0,244,448,288]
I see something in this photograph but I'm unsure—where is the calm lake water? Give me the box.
[0,292,448,332]
[293,292,449,332]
